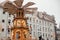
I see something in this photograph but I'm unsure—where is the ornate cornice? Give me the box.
[37,11,56,24]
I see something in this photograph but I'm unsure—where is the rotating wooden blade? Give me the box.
[8,9,17,14]
[3,7,17,14]
[25,11,34,14]
[4,2,16,8]
[14,0,24,7]
[3,2,17,14]
[23,2,35,8]
[24,7,37,11]
[25,10,34,14]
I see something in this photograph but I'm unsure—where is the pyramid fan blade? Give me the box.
[25,7,37,10]
[3,7,17,14]
[14,0,24,7]
[3,8,8,12]
[3,2,17,14]
[8,7,17,14]
[25,10,34,14]
[4,2,16,9]
[25,11,34,14]
[23,2,35,8]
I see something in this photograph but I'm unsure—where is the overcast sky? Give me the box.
[0,0,60,27]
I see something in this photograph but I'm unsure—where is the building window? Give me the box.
[33,18,35,22]
[48,34,50,37]
[30,18,31,21]
[8,28,10,33]
[50,29,52,32]
[38,32,40,34]
[9,14,11,17]
[30,24,31,27]
[36,20,38,23]
[33,25,35,30]
[38,32,40,36]
[45,28,47,32]
[50,24,52,26]
[48,28,50,32]
[43,33,44,37]
[46,34,47,37]
[2,28,4,32]
[39,21,41,24]
[8,37,11,40]
[39,26,41,31]
[33,19,35,22]
[51,35,53,37]
[30,33,31,34]
[8,19,11,25]
[2,19,5,23]
[43,27,44,31]
[34,32,35,36]
[3,11,5,14]
[47,38,49,40]
[38,29,40,31]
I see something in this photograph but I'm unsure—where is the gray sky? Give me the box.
[0,0,60,27]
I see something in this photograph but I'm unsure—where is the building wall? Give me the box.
[37,12,56,40]
[0,8,14,40]
[0,8,8,40]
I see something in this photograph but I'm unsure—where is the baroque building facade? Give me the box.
[0,6,56,40]
[26,11,56,40]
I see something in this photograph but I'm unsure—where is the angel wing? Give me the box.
[14,0,24,7]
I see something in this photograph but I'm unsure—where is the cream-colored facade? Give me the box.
[0,7,13,40]
[26,11,56,40]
